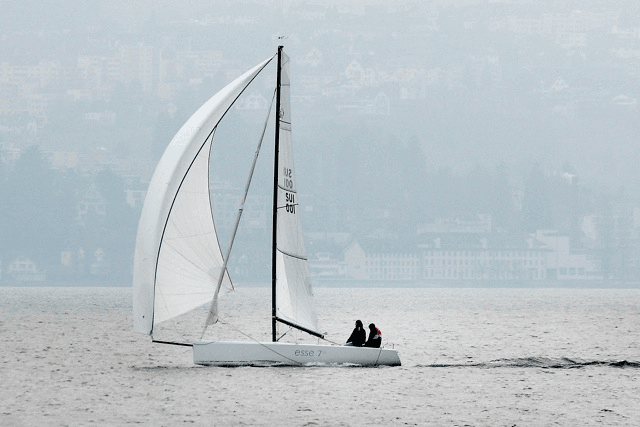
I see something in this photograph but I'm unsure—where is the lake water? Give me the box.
[1,286,639,426]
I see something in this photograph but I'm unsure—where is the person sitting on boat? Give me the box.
[345,320,366,347]
[364,323,382,348]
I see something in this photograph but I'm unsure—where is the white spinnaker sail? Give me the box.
[133,56,274,335]
[275,52,321,336]
[153,136,226,326]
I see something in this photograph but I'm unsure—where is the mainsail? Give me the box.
[132,56,273,336]
[273,51,321,337]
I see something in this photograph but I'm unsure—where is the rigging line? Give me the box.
[275,316,323,339]
[202,87,278,337]
[152,340,193,347]
[276,247,308,262]
[277,184,297,193]
[277,328,291,342]
[374,348,383,367]
[319,336,341,346]
[275,203,299,210]
[213,314,305,366]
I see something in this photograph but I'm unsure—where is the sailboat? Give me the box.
[132,47,401,367]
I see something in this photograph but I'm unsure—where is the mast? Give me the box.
[271,46,283,342]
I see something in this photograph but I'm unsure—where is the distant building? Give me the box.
[235,91,269,110]
[535,230,602,280]
[77,184,107,226]
[309,252,346,280]
[336,91,390,115]
[418,237,547,282]
[90,248,109,276]
[344,240,419,281]
[344,59,378,88]
[331,214,607,283]
[46,151,79,170]
[8,256,46,282]
[418,214,492,235]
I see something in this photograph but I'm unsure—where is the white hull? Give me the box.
[193,340,401,367]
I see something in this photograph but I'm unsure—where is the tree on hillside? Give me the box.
[92,168,137,282]
[2,145,78,264]
[490,164,513,231]
[521,163,554,233]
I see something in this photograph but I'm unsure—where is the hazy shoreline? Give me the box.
[3,280,639,289]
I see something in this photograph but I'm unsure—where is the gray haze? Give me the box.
[1,0,639,285]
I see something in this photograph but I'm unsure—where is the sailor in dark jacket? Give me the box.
[345,320,366,346]
[364,323,382,348]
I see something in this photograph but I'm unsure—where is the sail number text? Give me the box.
[295,349,322,357]
[283,167,294,189]
[282,168,296,214]
[285,192,296,214]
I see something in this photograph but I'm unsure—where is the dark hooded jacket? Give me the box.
[346,320,366,346]
[365,324,382,348]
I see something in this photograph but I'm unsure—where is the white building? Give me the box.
[535,230,602,280]
[8,256,46,282]
[344,240,419,282]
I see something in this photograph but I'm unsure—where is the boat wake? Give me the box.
[418,357,640,369]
